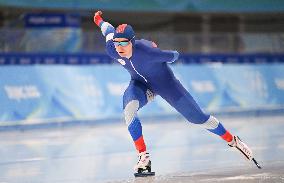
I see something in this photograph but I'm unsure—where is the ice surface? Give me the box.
[0,115,283,183]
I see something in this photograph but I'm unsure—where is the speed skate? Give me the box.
[134,161,155,177]
[134,152,155,177]
[229,136,262,169]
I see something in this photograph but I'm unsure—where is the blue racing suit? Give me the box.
[98,21,231,152]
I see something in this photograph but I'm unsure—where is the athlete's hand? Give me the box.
[94,11,103,26]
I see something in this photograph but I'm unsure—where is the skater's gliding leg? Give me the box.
[123,80,154,153]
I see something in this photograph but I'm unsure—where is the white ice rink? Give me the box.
[0,114,284,183]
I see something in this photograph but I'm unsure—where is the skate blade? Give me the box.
[252,158,262,169]
[134,172,155,177]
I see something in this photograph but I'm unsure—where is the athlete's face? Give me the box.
[113,38,133,59]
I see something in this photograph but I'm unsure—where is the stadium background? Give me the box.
[0,1,284,183]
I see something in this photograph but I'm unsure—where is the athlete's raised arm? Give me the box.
[93,11,115,42]
[93,11,120,59]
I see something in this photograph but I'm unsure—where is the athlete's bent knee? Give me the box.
[124,100,139,126]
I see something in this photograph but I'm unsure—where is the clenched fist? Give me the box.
[94,11,103,26]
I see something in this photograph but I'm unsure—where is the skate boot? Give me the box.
[229,136,261,169]
[134,151,155,177]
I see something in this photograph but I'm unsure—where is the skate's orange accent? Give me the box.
[221,131,233,142]
[134,136,146,153]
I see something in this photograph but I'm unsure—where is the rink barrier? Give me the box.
[0,53,284,65]
[1,62,284,129]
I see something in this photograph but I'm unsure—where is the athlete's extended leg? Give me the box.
[159,80,255,164]
[173,96,234,142]
[159,81,233,142]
